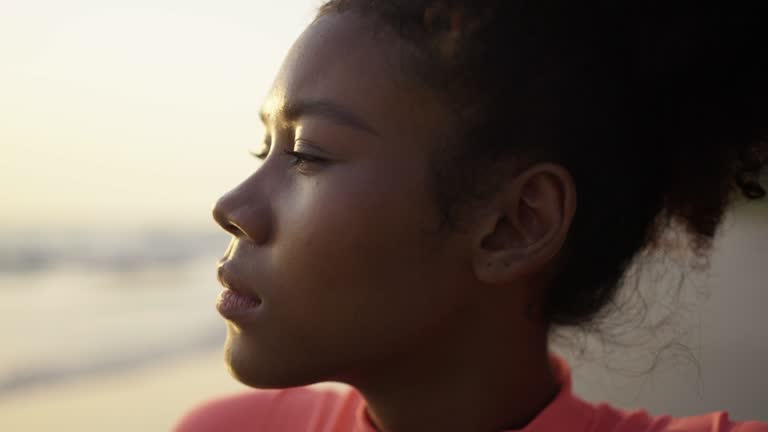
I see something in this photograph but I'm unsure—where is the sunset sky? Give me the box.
[1,0,320,229]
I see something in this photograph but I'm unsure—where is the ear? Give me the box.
[472,163,577,284]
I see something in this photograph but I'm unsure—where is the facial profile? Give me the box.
[212,12,475,389]
[211,9,575,391]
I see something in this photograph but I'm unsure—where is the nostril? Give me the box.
[212,198,242,236]
[221,222,242,237]
[211,193,260,243]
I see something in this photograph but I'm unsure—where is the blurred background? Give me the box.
[0,1,765,430]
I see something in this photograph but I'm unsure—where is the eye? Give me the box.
[282,149,327,167]
[248,139,328,171]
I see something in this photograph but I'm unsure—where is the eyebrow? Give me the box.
[259,99,380,136]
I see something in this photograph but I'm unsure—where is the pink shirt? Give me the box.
[174,354,768,431]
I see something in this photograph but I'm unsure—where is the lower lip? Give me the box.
[216,289,262,320]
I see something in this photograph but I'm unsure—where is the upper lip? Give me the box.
[216,262,233,290]
[218,241,235,266]
[216,260,260,301]
[216,239,263,301]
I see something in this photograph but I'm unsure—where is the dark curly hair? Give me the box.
[315,1,767,328]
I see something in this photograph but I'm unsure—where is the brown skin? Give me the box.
[212,11,577,432]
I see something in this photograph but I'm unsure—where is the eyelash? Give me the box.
[250,144,325,168]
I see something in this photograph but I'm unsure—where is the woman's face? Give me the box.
[212,12,475,388]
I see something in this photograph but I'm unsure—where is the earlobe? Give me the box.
[472,163,576,285]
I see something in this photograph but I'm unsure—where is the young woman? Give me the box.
[175,2,767,431]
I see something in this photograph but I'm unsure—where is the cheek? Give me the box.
[278,168,422,292]
[270,164,451,344]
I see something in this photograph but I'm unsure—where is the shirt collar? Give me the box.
[354,353,594,432]
[510,353,594,432]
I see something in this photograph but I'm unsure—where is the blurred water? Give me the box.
[0,228,230,397]
[0,228,225,274]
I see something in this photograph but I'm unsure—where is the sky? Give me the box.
[1,0,320,230]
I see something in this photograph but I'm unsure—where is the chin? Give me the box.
[222,333,337,389]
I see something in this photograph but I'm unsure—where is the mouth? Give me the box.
[216,261,262,321]
[216,288,262,320]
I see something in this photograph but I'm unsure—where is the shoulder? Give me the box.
[665,412,768,432]
[590,402,768,432]
[172,382,362,432]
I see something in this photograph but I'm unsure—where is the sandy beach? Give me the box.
[0,349,246,432]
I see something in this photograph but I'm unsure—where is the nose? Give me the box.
[211,181,270,243]
[212,193,244,238]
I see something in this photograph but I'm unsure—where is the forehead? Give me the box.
[263,12,446,139]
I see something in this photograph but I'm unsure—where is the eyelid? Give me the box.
[293,138,328,155]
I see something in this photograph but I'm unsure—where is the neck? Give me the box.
[344,301,560,432]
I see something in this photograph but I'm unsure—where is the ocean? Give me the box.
[0,228,229,397]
